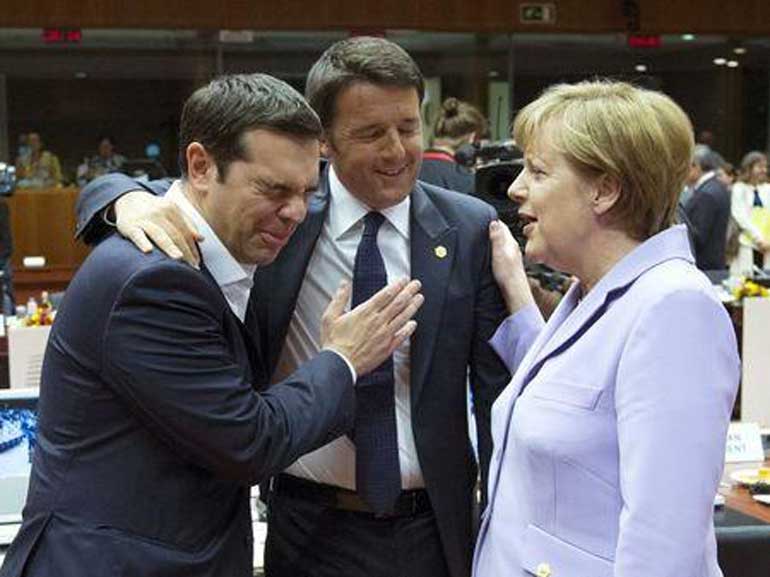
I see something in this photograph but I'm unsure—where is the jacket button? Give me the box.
[536,562,552,577]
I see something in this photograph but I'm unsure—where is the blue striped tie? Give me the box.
[352,212,401,514]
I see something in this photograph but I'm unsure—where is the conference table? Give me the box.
[716,460,770,577]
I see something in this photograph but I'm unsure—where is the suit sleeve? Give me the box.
[100,261,355,485]
[75,174,172,245]
[468,206,523,501]
[488,304,544,373]
[683,189,717,254]
[614,289,739,577]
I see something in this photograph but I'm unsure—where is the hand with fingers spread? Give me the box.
[114,190,204,268]
[321,278,423,377]
[489,220,535,314]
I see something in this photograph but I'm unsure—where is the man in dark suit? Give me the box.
[683,147,731,271]
[73,38,512,577]
[0,74,421,577]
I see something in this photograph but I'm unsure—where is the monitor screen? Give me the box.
[0,388,39,520]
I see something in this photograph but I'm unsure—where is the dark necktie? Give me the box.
[351,212,401,514]
[754,188,763,208]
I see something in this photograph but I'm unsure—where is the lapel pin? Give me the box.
[434,245,448,259]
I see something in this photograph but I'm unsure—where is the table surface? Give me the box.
[720,460,770,524]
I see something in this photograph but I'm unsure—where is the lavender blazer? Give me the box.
[473,225,740,577]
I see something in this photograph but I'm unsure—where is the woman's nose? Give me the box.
[508,171,527,202]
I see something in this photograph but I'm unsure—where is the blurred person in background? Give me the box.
[15,133,30,166]
[419,97,487,194]
[717,161,736,188]
[78,135,126,186]
[729,151,770,275]
[683,146,731,270]
[15,132,62,188]
[474,79,739,577]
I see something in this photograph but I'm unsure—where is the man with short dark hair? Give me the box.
[73,38,514,577]
[683,146,732,270]
[0,73,422,577]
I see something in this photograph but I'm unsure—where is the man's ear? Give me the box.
[591,174,622,216]
[186,142,215,190]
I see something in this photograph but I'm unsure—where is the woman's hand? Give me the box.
[490,220,535,315]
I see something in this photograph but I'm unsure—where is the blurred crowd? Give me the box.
[679,135,770,277]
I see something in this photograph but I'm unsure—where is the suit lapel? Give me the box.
[503,284,581,403]
[409,184,456,407]
[525,226,695,380]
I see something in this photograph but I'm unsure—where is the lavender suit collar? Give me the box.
[522,225,693,388]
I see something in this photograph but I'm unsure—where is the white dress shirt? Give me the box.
[166,180,356,383]
[165,181,255,322]
[277,165,425,490]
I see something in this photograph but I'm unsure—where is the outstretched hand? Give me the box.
[321,278,423,376]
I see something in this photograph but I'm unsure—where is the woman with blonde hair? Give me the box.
[474,80,739,577]
[729,150,770,275]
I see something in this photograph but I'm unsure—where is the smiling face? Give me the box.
[323,82,423,210]
[189,128,319,265]
[508,125,598,274]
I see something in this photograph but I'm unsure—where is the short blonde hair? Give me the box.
[513,80,694,240]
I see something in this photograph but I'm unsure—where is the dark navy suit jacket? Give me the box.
[683,174,731,271]
[0,233,355,577]
[71,168,512,577]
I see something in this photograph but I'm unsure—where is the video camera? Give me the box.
[463,141,570,294]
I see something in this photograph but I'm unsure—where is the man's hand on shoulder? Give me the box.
[114,190,203,268]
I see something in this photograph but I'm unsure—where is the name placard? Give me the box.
[725,422,765,463]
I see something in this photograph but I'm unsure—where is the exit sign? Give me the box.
[627,35,661,48]
[42,28,82,44]
[520,3,556,24]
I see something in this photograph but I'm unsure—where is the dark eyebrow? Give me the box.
[256,176,318,197]
[253,177,290,193]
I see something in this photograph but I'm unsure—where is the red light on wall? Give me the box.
[42,28,82,44]
[627,35,661,48]
[65,29,82,42]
